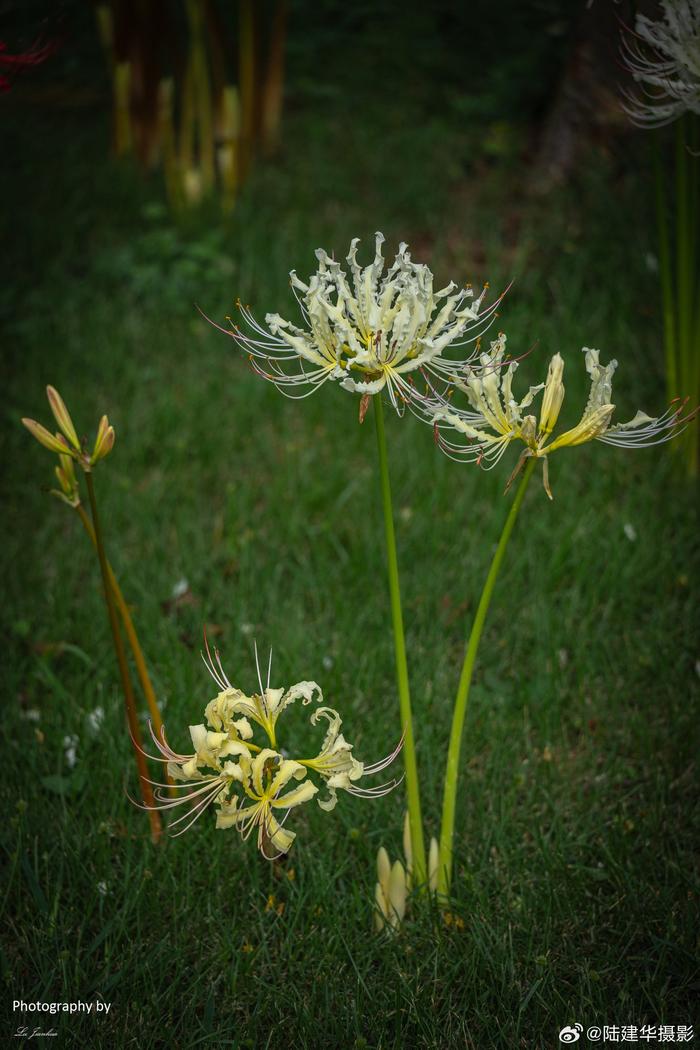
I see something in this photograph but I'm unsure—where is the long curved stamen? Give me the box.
[363,732,405,775]
[348,774,405,798]
[253,640,267,717]
[127,775,220,814]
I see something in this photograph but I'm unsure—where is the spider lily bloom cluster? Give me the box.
[208,232,503,413]
[620,0,700,127]
[427,338,695,497]
[135,643,403,858]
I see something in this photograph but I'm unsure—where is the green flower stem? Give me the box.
[75,503,175,796]
[683,115,699,477]
[85,472,162,842]
[438,457,535,897]
[676,117,691,399]
[373,395,427,884]
[653,135,677,402]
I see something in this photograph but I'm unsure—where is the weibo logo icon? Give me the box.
[558,1024,583,1043]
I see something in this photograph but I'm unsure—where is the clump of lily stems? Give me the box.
[653,117,699,476]
[96,0,287,213]
[210,234,697,917]
[23,387,170,842]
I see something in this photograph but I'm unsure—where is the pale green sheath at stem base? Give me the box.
[438,457,536,897]
[373,394,427,884]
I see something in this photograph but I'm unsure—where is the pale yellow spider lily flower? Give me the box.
[133,642,404,858]
[298,707,363,811]
[430,339,696,497]
[203,233,504,415]
[232,749,318,858]
[298,703,403,812]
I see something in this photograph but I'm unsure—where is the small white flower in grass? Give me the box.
[427,338,697,497]
[623,522,638,542]
[96,880,108,897]
[63,734,79,769]
[87,705,105,733]
[130,636,403,859]
[204,233,504,415]
[620,0,700,128]
[171,577,189,600]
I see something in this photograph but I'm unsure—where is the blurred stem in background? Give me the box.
[653,114,699,476]
[74,503,169,764]
[438,457,536,897]
[373,396,427,885]
[95,0,288,213]
[85,472,163,842]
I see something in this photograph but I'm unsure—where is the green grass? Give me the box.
[2,44,699,1050]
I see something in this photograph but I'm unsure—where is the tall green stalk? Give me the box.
[676,117,692,400]
[653,137,677,402]
[75,503,169,759]
[85,472,162,842]
[683,115,699,476]
[438,458,535,897]
[373,395,426,884]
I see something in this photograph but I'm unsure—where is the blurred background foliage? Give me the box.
[2,1,699,1047]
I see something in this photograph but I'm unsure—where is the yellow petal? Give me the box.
[264,811,296,854]
[428,837,440,893]
[374,881,388,930]
[91,416,115,463]
[546,403,614,452]
[376,846,391,894]
[46,386,80,450]
[251,748,279,796]
[272,779,318,809]
[22,418,70,455]
[388,860,406,927]
[538,354,565,436]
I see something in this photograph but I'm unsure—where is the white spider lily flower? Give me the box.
[428,338,696,497]
[620,0,700,127]
[204,233,503,414]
